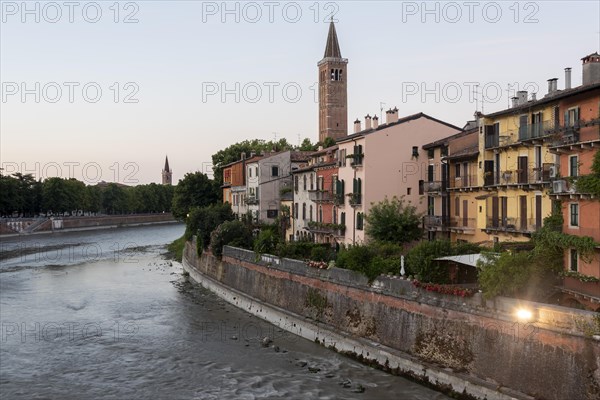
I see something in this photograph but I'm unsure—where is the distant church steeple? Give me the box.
[318,20,348,143]
[162,156,172,185]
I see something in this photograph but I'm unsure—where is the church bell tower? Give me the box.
[318,21,348,142]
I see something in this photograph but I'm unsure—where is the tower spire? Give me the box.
[162,155,172,185]
[323,20,342,59]
[318,21,348,143]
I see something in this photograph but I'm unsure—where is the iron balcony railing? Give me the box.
[423,215,447,228]
[423,181,442,192]
[449,174,477,189]
[486,164,556,186]
[449,217,476,230]
[308,190,334,202]
[518,120,556,141]
[486,217,541,232]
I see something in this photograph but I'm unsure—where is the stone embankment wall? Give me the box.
[1,213,176,235]
[183,241,600,400]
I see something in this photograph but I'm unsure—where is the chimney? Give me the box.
[241,152,247,160]
[353,118,361,133]
[565,67,572,89]
[582,52,600,86]
[365,114,372,130]
[531,92,537,101]
[511,97,518,108]
[547,78,558,95]
[386,107,399,124]
[250,152,256,158]
[372,115,379,129]
[517,90,527,105]
[318,145,323,151]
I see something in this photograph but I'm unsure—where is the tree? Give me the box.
[171,172,219,220]
[210,220,253,257]
[405,240,480,283]
[0,174,20,216]
[102,183,128,214]
[319,136,336,149]
[185,203,234,249]
[298,138,317,151]
[365,196,422,244]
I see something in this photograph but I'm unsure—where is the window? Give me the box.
[569,203,579,226]
[294,203,298,219]
[356,213,364,230]
[407,188,411,195]
[248,167,252,178]
[267,210,278,219]
[570,249,578,272]
[441,146,448,157]
[333,207,338,224]
[427,148,434,159]
[255,187,259,200]
[419,180,424,195]
[294,176,299,192]
[455,197,460,216]
[303,175,307,191]
[319,206,323,222]
[340,212,346,226]
[569,155,579,177]
[317,176,324,191]
[428,196,434,215]
[310,174,314,190]
[455,163,461,178]
[309,205,313,222]
[412,146,419,157]
[272,166,279,177]
[565,107,580,127]
[302,203,306,220]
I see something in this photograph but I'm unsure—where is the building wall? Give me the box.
[292,168,315,240]
[246,161,260,220]
[336,117,462,245]
[258,152,292,223]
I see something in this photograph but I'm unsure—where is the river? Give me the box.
[0,224,449,399]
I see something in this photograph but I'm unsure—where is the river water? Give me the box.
[0,224,449,399]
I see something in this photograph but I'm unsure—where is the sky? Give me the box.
[1,1,599,185]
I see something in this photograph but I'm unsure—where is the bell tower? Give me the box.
[162,156,172,185]
[318,20,348,143]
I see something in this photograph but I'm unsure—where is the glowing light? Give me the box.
[516,309,533,321]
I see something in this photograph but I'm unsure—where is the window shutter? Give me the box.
[564,110,569,126]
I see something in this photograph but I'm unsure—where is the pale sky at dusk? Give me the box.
[1,1,599,184]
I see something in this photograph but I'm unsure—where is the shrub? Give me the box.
[365,196,423,244]
[186,203,234,248]
[406,240,480,284]
[309,245,334,262]
[210,220,253,257]
[254,229,280,255]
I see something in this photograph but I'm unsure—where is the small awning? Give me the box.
[434,254,487,267]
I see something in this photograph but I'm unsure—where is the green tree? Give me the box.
[185,203,234,250]
[365,196,422,244]
[0,174,20,216]
[298,138,317,151]
[210,220,254,257]
[102,183,128,214]
[318,136,336,149]
[172,172,219,220]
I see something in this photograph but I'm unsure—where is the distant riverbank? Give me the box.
[0,213,178,237]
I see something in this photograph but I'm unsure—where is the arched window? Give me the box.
[333,207,338,224]
[319,206,323,223]
[309,205,313,222]
[302,203,306,220]
[303,175,307,191]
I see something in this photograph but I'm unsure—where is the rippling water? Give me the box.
[0,224,449,399]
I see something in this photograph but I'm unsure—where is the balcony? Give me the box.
[485,217,540,234]
[350,153,364,168]
[423,215,446,230]
[347,193,362,207]
[307,221,346,236]
[423,181,442,193]
[245,196,259,205]
[486,164,556,188]
[549,118,600,151]
[449,174,477,190]
[449,218,476,234]
[518,120,556,141]
[309,190,334,203]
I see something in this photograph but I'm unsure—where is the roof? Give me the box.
[292,160,337,174]
[422,129,471,149]
[311,144,339,156]
[291,151,314,162]
[483,82,600,119]
[163,156,170,172]
[323,21,342,59]
[434,254,486,268]
[582,51,600,60]
[337,112,463,144]
[444,146,479,160]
